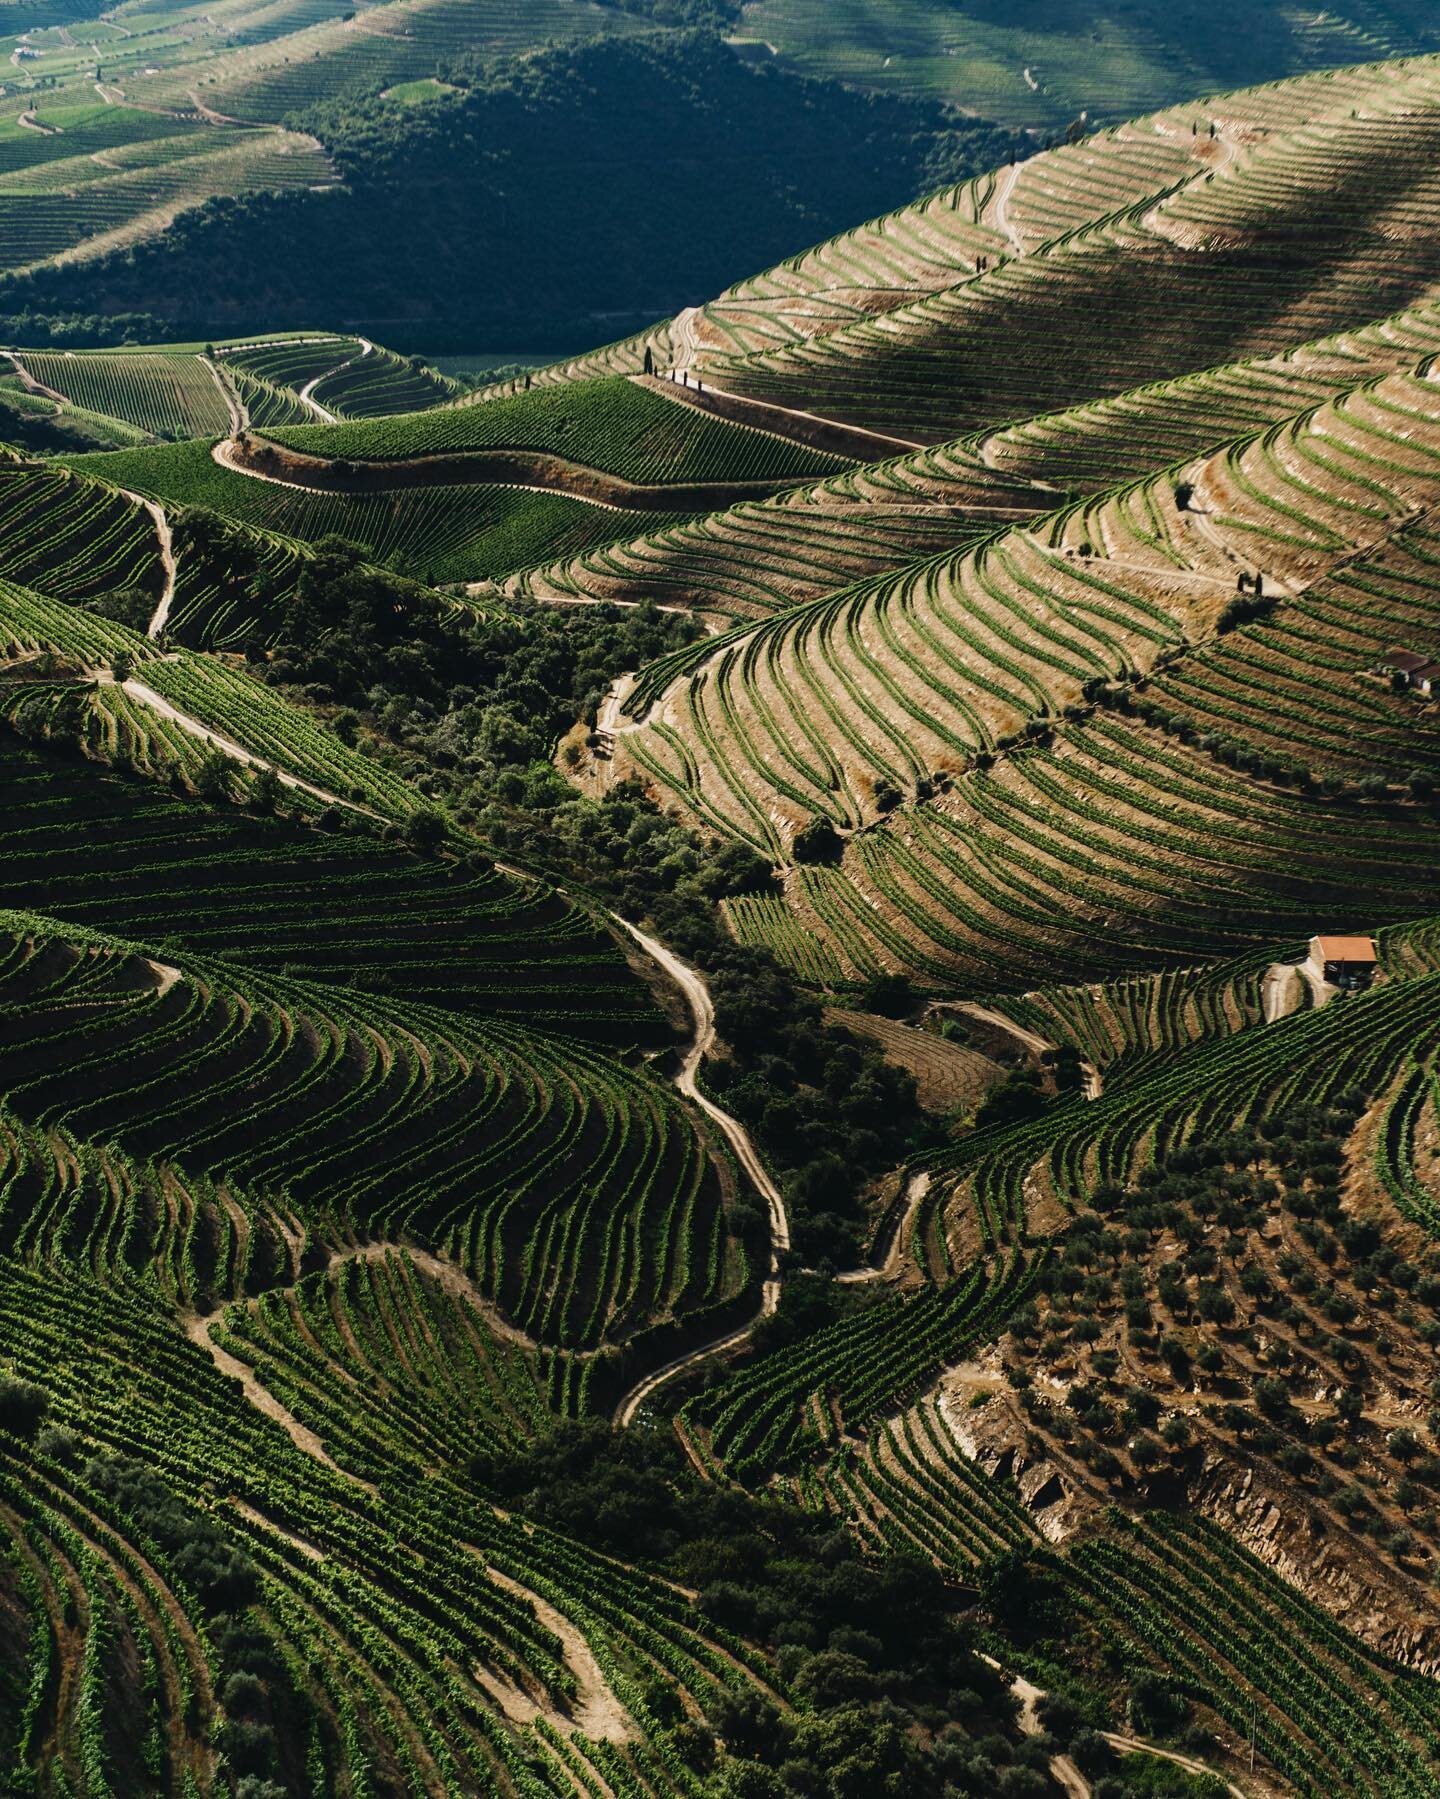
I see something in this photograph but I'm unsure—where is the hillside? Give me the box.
[0,29,1028,345]
[7,46,1440,1799]
[7,0,1440,349]
[739,0,1440,127]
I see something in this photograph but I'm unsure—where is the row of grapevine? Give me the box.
[692,59,1440,443]
[267,375,852,485]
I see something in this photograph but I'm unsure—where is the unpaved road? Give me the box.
[612,920,790,1426]
[1298,958,1335,1010]
[212,431,794,514]
[983,1654,1249,1798]
[991,159,1028,256]
[835,1168,931,1283]
[933,999,1101,1098]
[671,306,701,373]
[638,369,924,456]
[201,351,245,434]
[116,490,176,637]
[1262,962,1302,1023]
[482,1563,635,1742]
[96,672,382,818]
[184,1311,355,1479]
[3,350,68,405]
[213,433,628,513]
[295,336,372,422]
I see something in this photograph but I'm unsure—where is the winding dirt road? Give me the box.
[669,306,701,374]
[991,160,1029,257]
[212,432,799,513]
[295,335,371,422]
[116,490,176,637]
[201,351,246,434]
[638,369,924,459]
[611,919,790,1426]
[184,1311,353,1479]
[834,1168,931,1284]
[3,350,68,405]
[95,672,382,818]
[983,1654,1250,1798]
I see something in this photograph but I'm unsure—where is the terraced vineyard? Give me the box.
[0,454,165,604]
[120,0,656,116]
[218,334,456,422]
[0,117,335,274]
[9,46,1440,1799]
[64,437,679,589]
[15,348,236,440]
[740,0,1440,127]
[267,375,853,484]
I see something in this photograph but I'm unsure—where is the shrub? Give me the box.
[0,1376,47,1439]
[248,767,282,813]
[792,815,842,865]
[195,749,235,801]
[1070,1728,1115,1774]
[403,807,446,854]
[861,971,915,1017]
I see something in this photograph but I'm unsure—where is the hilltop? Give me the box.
[6,47,1440,1799]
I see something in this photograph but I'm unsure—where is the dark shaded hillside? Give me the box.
[0,31,1025,347]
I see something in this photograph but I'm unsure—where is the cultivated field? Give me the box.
[5,47,1440,1799]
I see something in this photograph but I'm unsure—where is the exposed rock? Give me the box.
[1194,1456,1440,1674]
[938,1371,1092,1544]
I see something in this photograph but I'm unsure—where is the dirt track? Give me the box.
[611,920,790,1426]
[634,369,924,459]
[219,432,807,513]
[116,490,176,637]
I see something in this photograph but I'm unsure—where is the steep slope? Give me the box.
[740,0,1440,127]
[528,54,1440,448]
[0,31,1027,343]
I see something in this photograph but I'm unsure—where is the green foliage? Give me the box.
[1,34,1025,341]
[0,1374,46,1439]
[738,0,1440,126]
[974,1068,1047,1131]
[194,747,234,801]
[265,373,848,482]
[477,1421,1022,1796]
[793,815,842,865]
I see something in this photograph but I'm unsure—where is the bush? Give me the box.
[248,767,282,813]
[1070,1727,1115,1774]
[219,1719,275,1776]
[1129,1670,1188,1738]
[0,1376,47,1439]
[221,1671,268,1716]
[195,749,235,801]
[403,807,446,854]
[861,970,915,1017]
[792,814,843,865]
